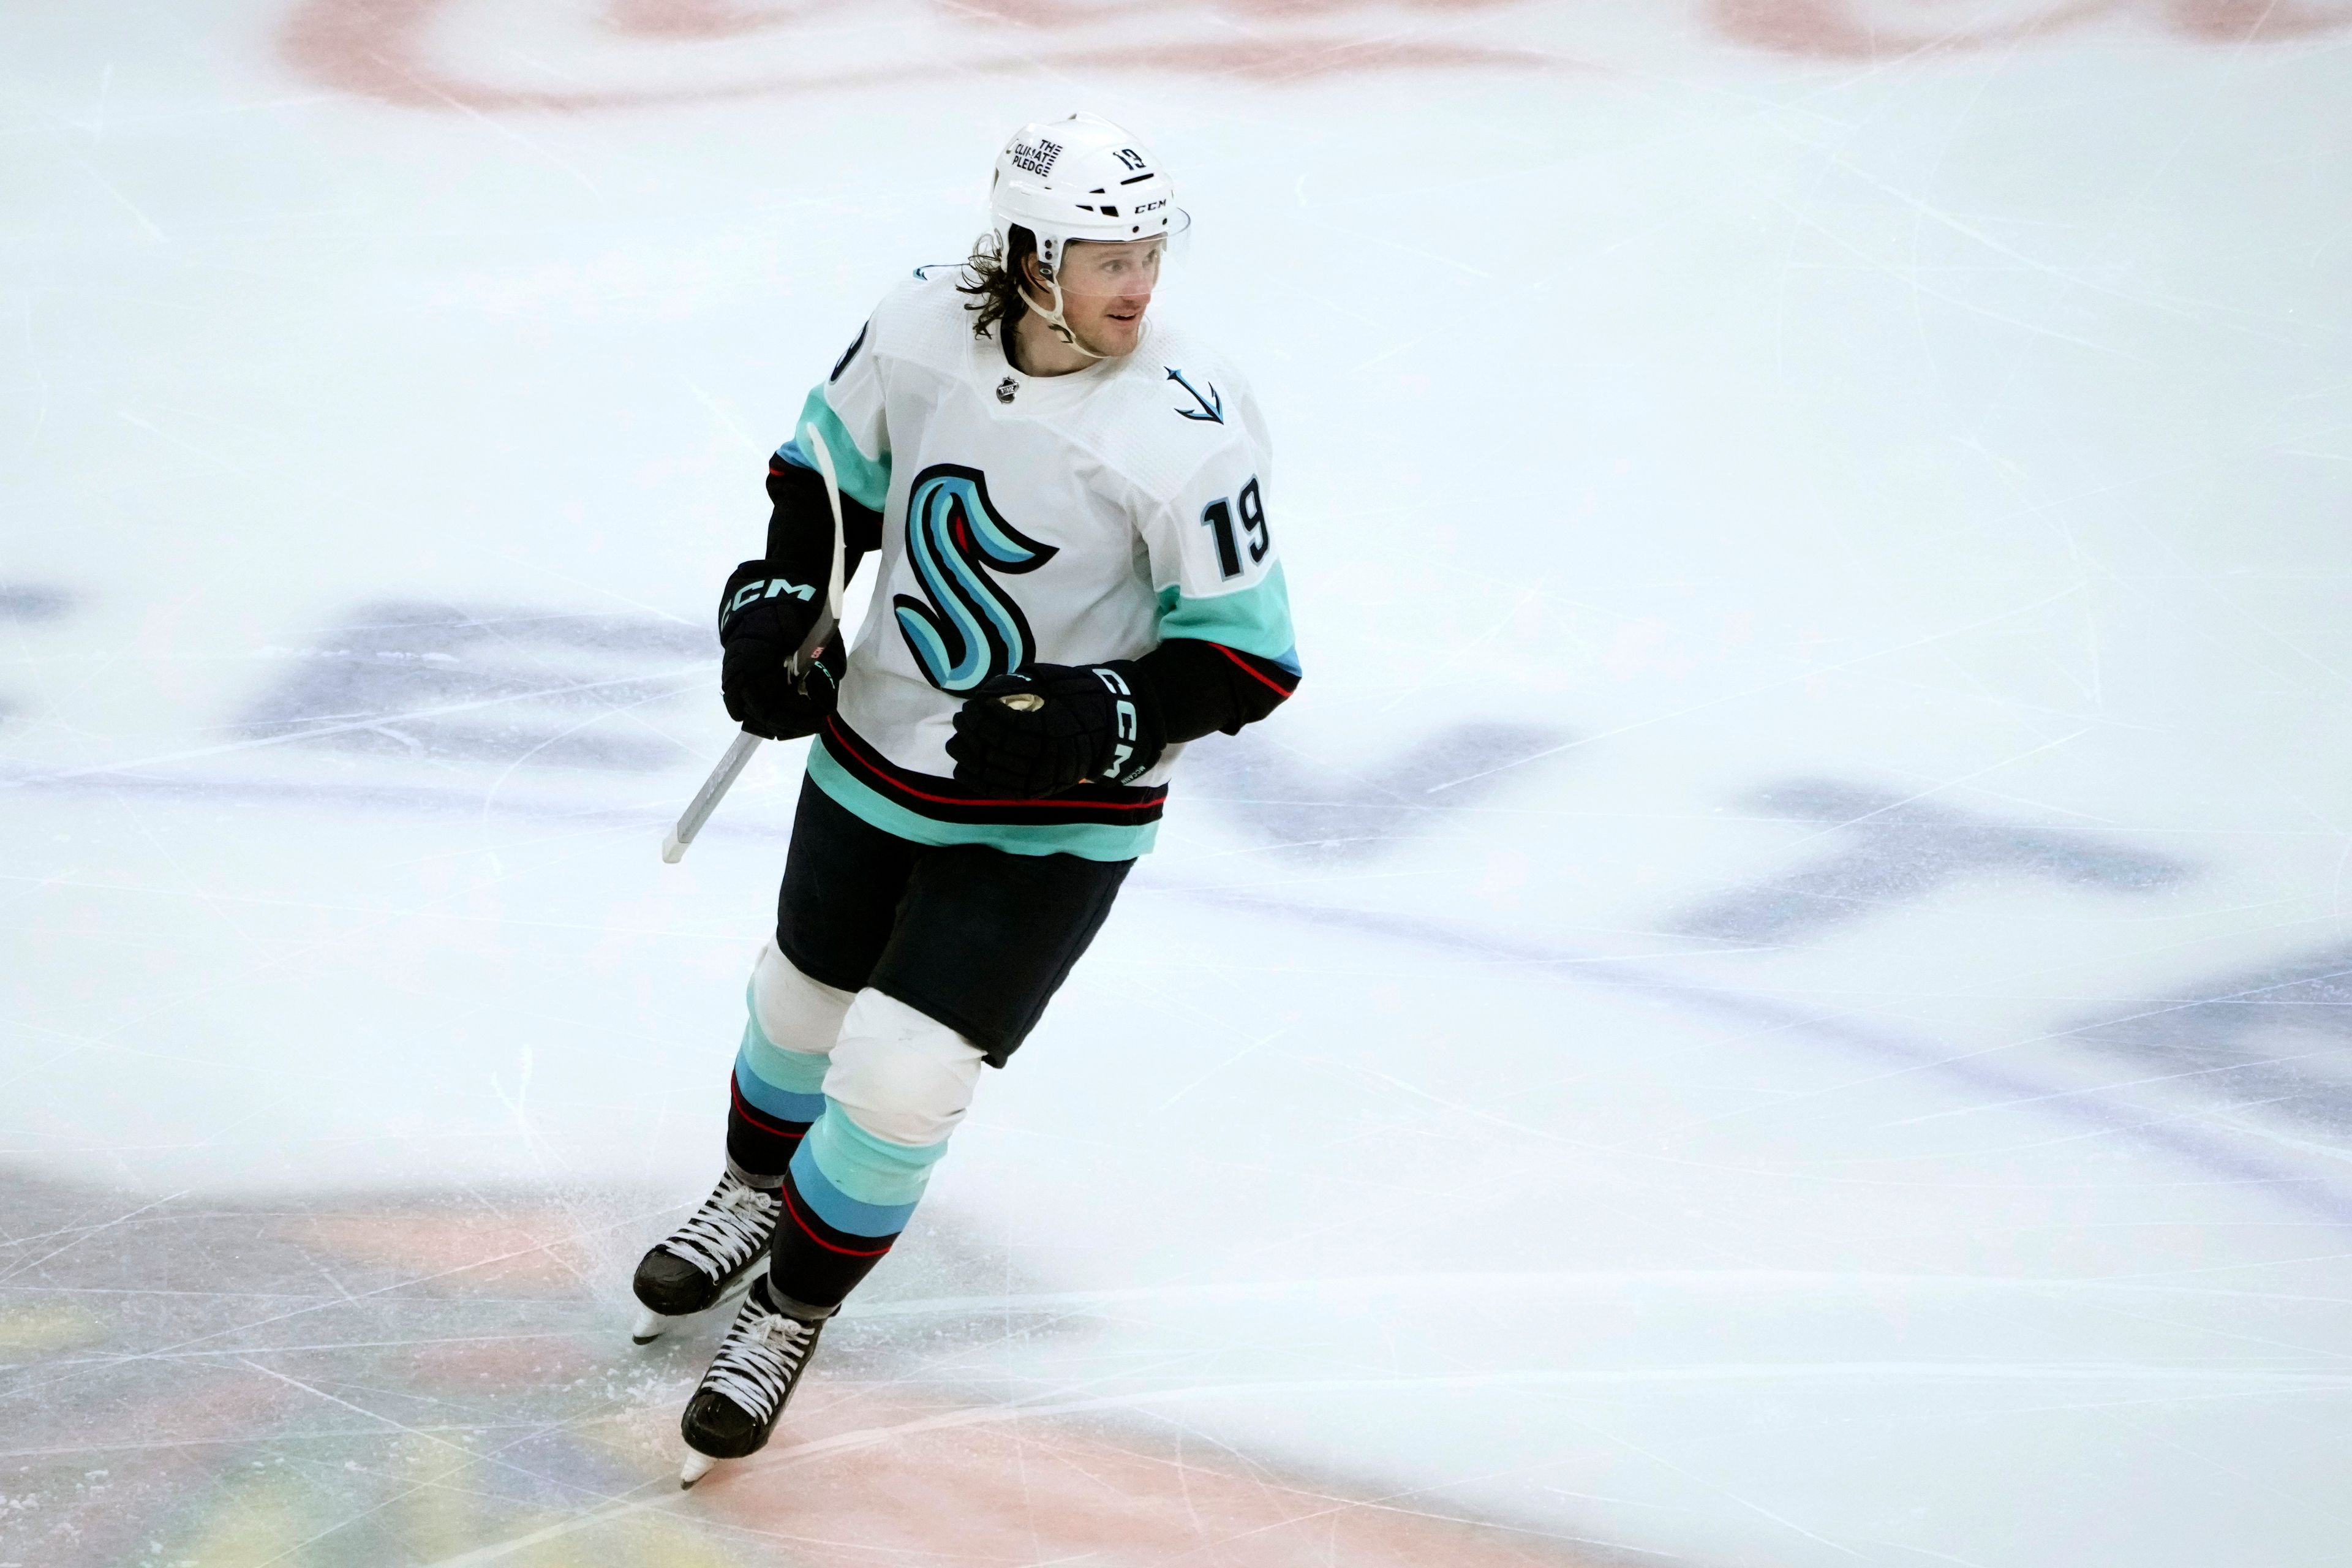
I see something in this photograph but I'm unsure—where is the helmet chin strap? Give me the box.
[1018,273,1110,363]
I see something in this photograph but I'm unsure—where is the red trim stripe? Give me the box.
[1212,641,1299,698]
[778,1178,898,1258]
[729,1077,811,1138]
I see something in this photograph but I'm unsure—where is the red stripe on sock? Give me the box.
[778,1178,898,1258]
[729,1077,810,1139]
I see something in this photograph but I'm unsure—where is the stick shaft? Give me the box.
[662,729,763,862]
[788,422,848,674]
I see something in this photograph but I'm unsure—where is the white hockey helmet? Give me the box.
[987,113,1179,357]
[989,111,1178,272]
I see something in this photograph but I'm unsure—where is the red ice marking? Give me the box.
[605,0,829,41]
[2168,0,2352,39]
[1712,0,2119,58]
[1711,0,2347,56]
[682,1388,1621,1562]
[278,0,1568,113]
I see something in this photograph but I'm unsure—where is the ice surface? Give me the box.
[6,3,2352,1564]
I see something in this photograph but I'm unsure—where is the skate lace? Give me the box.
[703,1301,816,1422]
[661,1174,777,1282]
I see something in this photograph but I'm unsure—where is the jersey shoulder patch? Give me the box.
[1084,329,1263,506]
[1137,320,1253,434]
[1164,364,1225,424]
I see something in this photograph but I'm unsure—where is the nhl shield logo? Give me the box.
[996,375,1019,404]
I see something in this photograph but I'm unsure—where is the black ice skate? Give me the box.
[630,1170,779,1344]
[676,1275,830,1487]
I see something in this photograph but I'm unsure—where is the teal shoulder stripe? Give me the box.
[796,384,891,512]
[1156,561,1297,667]
[807,746,1157,862]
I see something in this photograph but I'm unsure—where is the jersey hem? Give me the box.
[821,717,1166,822]
[808,744,1158,862]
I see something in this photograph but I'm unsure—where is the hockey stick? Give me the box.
[661,423,847,864]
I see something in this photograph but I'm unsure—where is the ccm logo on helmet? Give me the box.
[1009,138,1061,178]
[1131,198,1167,214]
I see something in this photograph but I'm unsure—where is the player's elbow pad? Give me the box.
[764,457,884,564]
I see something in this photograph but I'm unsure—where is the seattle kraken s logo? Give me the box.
[894,465,1058,692]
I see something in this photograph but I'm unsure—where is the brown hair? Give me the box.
[958,224,1038,341]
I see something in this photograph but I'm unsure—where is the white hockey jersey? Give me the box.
[776,270,1297,862]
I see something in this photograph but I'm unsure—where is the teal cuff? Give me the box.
[1156,562,1298,668]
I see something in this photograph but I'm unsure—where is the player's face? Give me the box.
[1057,237,1162,356]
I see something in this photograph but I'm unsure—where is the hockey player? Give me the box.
[631,113,1301,1487]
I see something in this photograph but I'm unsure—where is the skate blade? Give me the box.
[631,1261,766,1346]
[679,1450,720,1488]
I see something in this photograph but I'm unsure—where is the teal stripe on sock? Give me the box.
[736,1055,824,1123]
[788,1138,918,1237]
[736,980,828,1120]
[803,1104,946,1212]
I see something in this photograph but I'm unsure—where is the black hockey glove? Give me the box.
[946,662,1164,797]
[718,559,840,741]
